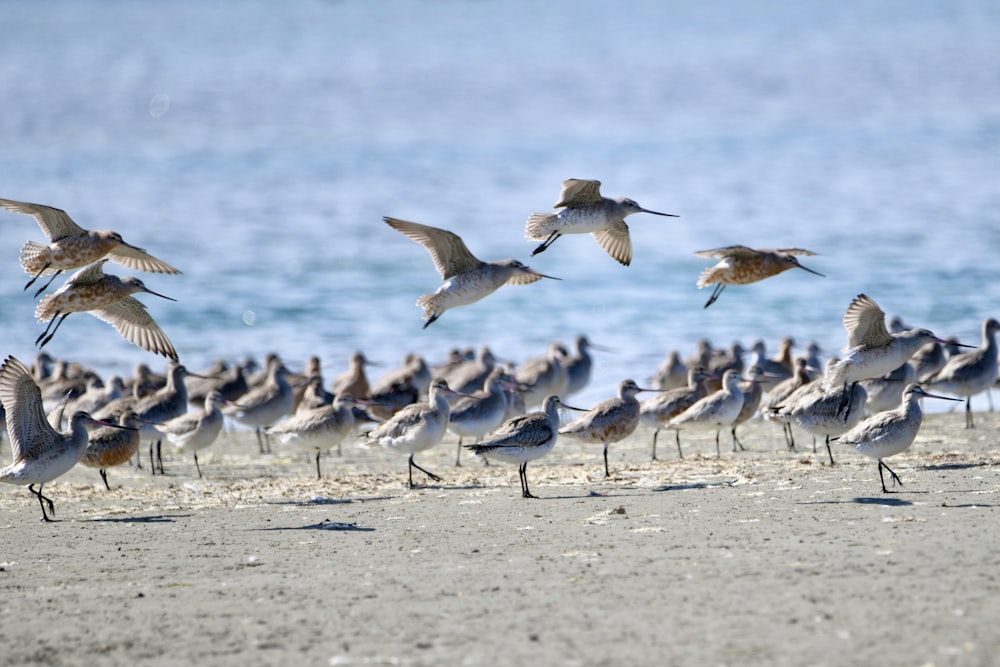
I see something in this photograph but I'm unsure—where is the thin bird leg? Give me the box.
[455,438,463,467]
[99,468,111,491]
[603,442,611,478]
[878,459,903,493]
[651,429,659,461]
[409,453,442,487]
[23,261,53,292]
[314,450,322,480]
[33,271,62,298]
[715,430,721,458]
[824,435,835,466]
[675,430,683,460]
[521,462,538,499]
[531,231,561,256]
[254,428,266,454]
[704,283,726,308]
[194,452,203,479]
[29,483,55,521]
[731,426,745,452]
[422,313,440,329]
[36,312,69,347]
[965,397,974,429]
[149,441,157,475]
[155,440,163,474]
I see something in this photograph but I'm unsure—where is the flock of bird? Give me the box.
[0,181,997,521]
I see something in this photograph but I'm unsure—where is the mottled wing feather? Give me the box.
[107,246,182,274]
[90,297,179,361]
[504,272,544,287]
[838,411,899,445]
[555,179,602,207]
[772,248,818,256]
[64,259,110,286]
[843,294,891,348]
[693,245,757,260]
[0,198,84,240]
[369,403,426,439]
[0,356,61,463]
[592,220,632,266]
[161,412,200,436]
[384,217,482,279]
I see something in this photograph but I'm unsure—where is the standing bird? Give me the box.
[0,356,127,521]
[365,377,464,488]
[449,367,512,466]
[639,366,713,460]
[33,259,178,359]
[923,318,1000,428]
[525,178,677,266]
[694,245,824,308]
[331,351,375,399]
[563,335,609,398]
[384,217,558,328]
[226,357,294,454]
[160,390,228,478]
[668,369,746,458]
[822,294,965,397]
[0,197,180,296]
[267,394,359,479]
[465,395,576,498]
[834,384,962,493]
[559,378,650,478]
[515,341,570,409]
[79,410,142,490]
[770,382,868,466]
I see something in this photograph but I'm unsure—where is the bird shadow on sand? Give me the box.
[86,514,188,524]
[253,519,374,532]
[922,462,990,471]
[653,480,739,493]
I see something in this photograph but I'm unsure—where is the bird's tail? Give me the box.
[20,240,53,275]
[34,294,57,322]
[525,213,560,241]
[417,294,442,328]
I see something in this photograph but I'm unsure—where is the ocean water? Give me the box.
[1,0,998,410]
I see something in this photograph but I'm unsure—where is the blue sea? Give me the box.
[1,0,998,410]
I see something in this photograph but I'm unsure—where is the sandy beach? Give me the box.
[1,411,998,666]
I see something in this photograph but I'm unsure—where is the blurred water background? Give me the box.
[1,0,998,410]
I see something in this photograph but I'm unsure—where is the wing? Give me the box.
[592,220,632,266]
[555,179,602,207]
[843,294,891,349]
[0,198,85,240]
[161,411,200,436]
[64,259,110,286]
[504,271,544,287]
[0,356,60,463]
[107,245,182,274]
[90,297,179,361]
[384,217,482,279]
[772,248,818,256]
[693,245,755,260]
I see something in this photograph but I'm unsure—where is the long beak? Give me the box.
[921,390,964,402]
[92,418,140,431]
[142,287,177,301]
[558,402,587,411]
[796,263,825,277]
[641,208,679,217]
[527,268,561,280]
[945,339,977,349]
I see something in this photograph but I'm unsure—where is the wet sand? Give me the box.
[1,412,998,666]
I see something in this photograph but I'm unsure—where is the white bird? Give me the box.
[525,179,677,266]
[834,384,962,493]
[0,356,128,521]
[639,366,712,460]
[515,342,569,409]
[465,395,573,498]
[267,394,359,479]
[449,367,512,466]
[160,390,227,478]
[668,369,746,458]
[922,317,1000,428]
[365,377,463,488]
[384,217,558,328]
[770,382,868,466]
[226,357,294,454]
[559,379,651,478]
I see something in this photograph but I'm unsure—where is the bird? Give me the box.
[365,377,464,488]
[563,335,609,398]
[668,369,746,458]
[465,395,574,498]
[559,378,650,478]
[515,342,569,409]
[79,410,142,490]
[730,365,766,452]
[769,382,868,466]
[922,318,1000,428]
[267,394,359,479]
[834,384,962,493]
[822,294,965,397]
[694,246,824,308]
[0,197,180,296]
[761,358,813,450]
[384,216,559,328]
[448,367,514,466]
[33,259,178,359]
[331,352,376,399]
[0,355,130,521]
[648,350,688,391]
[525,179,677,266]
[159,390,228,478]
[225,357,294,454]
[639,365,713,460]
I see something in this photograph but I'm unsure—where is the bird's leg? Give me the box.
[36,312,68,347]
[23,262,51,291]
[715,430,721,458]
[603,442,611,478]
[99,468,111,491]
[784,422,796,451]
[531,231,561,257]
[155,440,163,474]
[840,383,856,421]
[194,452,203,479]
[521,462,538,499]
[149,441,157,475]
[455,437,463,467]
[29,484,55,522]
[825,435,836,466]
[315,450,322,480]
[254,428,265,454]
[422,313,440,329]
[32,270,62,298]
[651,429,659,461]
[965,397,974,429]
[703,283,726,308]
[732,426,745,452]
[878,460,902,493]
[409,454,442,486]
[675,430,683,460]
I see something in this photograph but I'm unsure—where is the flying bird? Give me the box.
[694,245,824,308]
